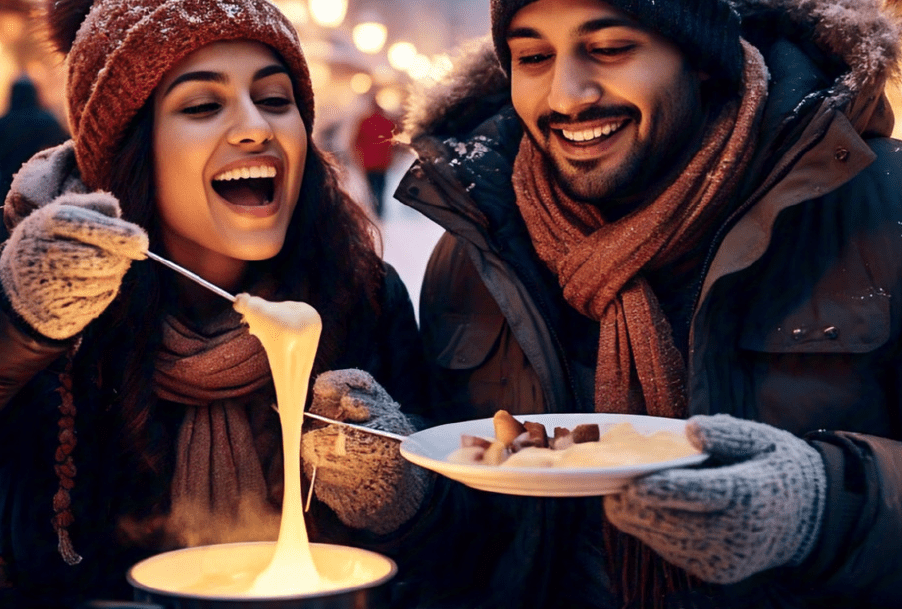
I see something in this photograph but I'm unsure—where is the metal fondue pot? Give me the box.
[124,541,397,609]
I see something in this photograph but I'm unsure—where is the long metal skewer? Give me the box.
[145,250,236,302]
[303,411,408,442]
[147,252,411,443]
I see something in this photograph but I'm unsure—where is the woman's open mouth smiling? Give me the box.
[212,163,278,208]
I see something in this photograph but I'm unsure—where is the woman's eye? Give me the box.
[182,102,220,116]
[256,96,292,110]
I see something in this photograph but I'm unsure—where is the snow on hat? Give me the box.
[47,0,315,191]
[490,0,744,87]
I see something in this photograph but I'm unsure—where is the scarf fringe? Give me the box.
[53,347,83,566]
[603,519,695,609]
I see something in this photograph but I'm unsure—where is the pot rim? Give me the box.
[126,541,398,601]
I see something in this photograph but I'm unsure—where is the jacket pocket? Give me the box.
[432,311,505,370]
[738,288,891,354]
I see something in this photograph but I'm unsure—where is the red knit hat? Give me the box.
[47,0,315,191]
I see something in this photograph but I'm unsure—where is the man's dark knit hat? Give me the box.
[490,0,744,86]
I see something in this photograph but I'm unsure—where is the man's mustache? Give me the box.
[536,106,637,138]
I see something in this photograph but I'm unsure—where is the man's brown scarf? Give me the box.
[512,40,769,607]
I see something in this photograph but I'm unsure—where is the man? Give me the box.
[394,0,902,607]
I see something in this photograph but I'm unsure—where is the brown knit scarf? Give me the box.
[153,307,281,547]
[513,41,768,607]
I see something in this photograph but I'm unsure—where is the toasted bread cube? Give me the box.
[493,410,526,445]
[523,421,549,448]
[571,423,601,443]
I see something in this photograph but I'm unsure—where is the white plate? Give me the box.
[400,413,708,497]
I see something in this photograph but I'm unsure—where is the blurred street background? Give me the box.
[2,0,902,314]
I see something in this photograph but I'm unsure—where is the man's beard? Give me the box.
[525,128,649,211]
[529,97,702,214]
[531,105,648,207]
[547,143,646,204]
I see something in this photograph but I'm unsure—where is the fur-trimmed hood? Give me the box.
[402,0,902,141]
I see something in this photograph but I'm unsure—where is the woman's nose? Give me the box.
[227,99,274,147]
[547,55,603,116]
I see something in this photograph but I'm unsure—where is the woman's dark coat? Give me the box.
[393,0,902,607]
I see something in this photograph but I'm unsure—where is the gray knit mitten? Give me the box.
[604,414,827,584]
[301,369,429,535]
[0,193,148,340]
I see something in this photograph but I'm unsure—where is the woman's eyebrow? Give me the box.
[254,64,290,81]
[163,71,226,97]
[162,65,288,97]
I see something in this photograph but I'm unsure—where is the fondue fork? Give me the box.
[303,411,408,442]
[145,250,237,302]
[302,414,409,512]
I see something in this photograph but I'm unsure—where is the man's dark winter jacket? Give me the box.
[394,0,902,607]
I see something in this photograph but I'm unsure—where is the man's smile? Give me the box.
[559,119,629,143]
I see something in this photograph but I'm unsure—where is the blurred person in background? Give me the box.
[0,74,68,221]
[353,91,397,219]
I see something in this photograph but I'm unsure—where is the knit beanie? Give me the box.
[490,0,744,87]
[46,0,315,191]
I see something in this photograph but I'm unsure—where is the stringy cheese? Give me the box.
[171,293,378,597]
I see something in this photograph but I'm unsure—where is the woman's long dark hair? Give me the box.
[80,91,384,481]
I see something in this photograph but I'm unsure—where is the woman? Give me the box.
[0,0,430,605]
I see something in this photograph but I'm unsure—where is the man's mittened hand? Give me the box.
[603,414,827,584]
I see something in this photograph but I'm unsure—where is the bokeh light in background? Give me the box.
[349,72,373,94]
[352,20,387,54]
[307,61,332,92]
[387,42,417,72]
[308,0,348,28]
[406,54,432,81]
[270,0,309,25]
[375,85,404,114]
[429,54,453,82]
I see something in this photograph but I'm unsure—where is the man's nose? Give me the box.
[547,55,602,115]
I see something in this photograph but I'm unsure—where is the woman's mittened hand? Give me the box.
[0,192,148,340]
[301,369,429,535]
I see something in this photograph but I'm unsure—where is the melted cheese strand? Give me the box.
[234,294,324,595]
